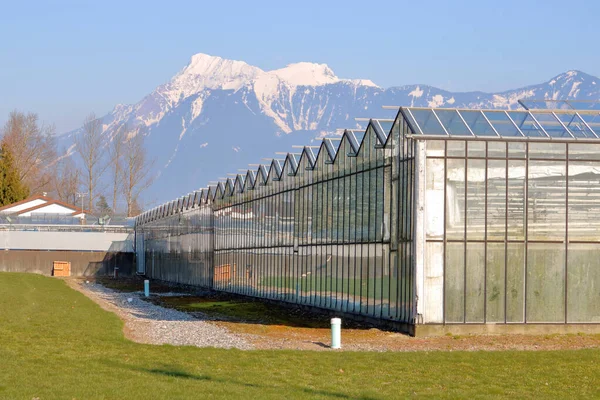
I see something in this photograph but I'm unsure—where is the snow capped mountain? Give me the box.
[60,54,600,206]
[170,53,263,95]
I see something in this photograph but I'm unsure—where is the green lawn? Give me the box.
[0,273,599,399]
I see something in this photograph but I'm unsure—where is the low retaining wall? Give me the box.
[0,250,134,277]
[415,323,600,337]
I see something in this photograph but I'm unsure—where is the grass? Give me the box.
[0,273,599,399]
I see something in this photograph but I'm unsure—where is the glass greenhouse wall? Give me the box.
[421,140,600,323]
[136,115,416,326]
[136,106,600,330]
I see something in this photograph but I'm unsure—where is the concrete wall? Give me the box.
[0,250,134,276]
[0,230,133,252]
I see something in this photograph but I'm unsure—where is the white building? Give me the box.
[0,195,89,220]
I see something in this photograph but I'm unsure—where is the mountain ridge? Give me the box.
[60,54,600,206]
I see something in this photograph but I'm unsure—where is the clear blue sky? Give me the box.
[1,0,599,133]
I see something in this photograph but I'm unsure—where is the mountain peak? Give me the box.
[170,53,263,93]
[271,62,339,86]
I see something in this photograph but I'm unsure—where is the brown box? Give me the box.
[214,263,236,283]
[53,261,71,277]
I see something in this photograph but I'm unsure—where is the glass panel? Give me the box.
[445,242,464,323]
[528,143,566,160]
[568,143,600,161]
[508,142,526,158]
[484,111,522,137]
[507,112,545,137]
[526,243,565,323]
[447,140,465,157]
[555,113,595,138]
[376,120,394,134]
[465,242,485,322]
[527,160,566,241]
[409,109,446,135]
[426,140,445,157]
[576,113,600,138]
[487,160,506,241]
[506,243,525,322]
[520,99,574,111]
[467,141,486,158]
[568,161,600,241]
[533,113,571,138]
[426,158,445,240]
[486,243,505,323]
[488,142,506,158]
[446,159,465,240]
[567,244,600,322]
[507,160,526,241]
[466,159,486,240]
[459,110,497,137]
[434,109,471,136]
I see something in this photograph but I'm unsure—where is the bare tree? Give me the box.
[53,151,81,205]
[109,124,126,213]
[122,127,153,217]
[1,111,57,194]
[75,113,108,211]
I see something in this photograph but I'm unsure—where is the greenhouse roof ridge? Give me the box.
[400,106,600,140]
[135,117,396,225]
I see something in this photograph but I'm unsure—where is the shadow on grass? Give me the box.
[105,360,259,388]
[92,277,390,332]
[153,295,378,330]
[104,360,379,399]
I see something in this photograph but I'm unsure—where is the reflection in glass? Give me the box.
[568,161,600,241]
[446,159,465,240]
[527,161,566,241]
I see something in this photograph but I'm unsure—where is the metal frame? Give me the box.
[135,105,600,327]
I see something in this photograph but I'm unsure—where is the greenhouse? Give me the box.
[135,102,600,334]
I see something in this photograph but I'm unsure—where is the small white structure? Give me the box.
[0,195,89,220]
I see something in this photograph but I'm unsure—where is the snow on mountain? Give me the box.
[60,55,600,206]
[270,62,338,86]
[169,53,263,96]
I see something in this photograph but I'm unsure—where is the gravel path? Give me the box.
[69,280,253,350]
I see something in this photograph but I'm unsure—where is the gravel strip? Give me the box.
[77,281,253,350]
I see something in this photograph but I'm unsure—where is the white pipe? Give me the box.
[331,318,341,349]
[144,280,150,297]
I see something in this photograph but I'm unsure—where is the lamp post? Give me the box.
[76,192,88,223]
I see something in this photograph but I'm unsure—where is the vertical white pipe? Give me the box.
[331,318,341,349]
[144,280,150,297]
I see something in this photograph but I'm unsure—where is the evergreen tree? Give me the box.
[0,144,29,206]
[96,195,112,215]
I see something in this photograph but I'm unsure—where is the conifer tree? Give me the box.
[0,144,29,206]
[96,195,112,215]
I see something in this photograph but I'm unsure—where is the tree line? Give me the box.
[0,111,153,217]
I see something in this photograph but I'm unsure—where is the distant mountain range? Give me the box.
[60,54,600,206]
